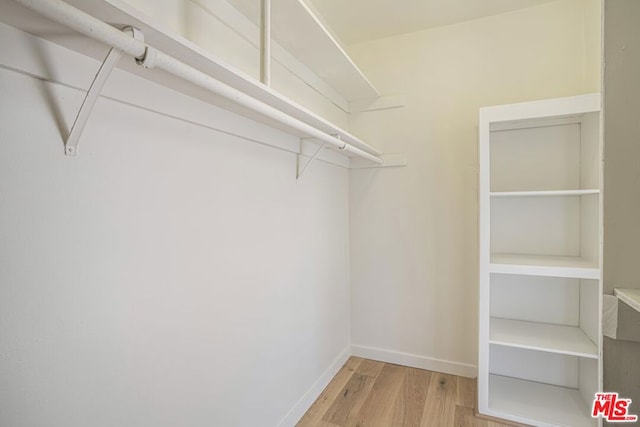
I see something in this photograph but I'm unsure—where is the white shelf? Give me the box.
[491,189,600,198]
[488,374,595,427]
[481,94,601,123]
[480,94,602,427]
[490,318,598,359]
[226,0,379,101]
[490,253,600,279]
[0,0,380,157]
[614,288,640,313]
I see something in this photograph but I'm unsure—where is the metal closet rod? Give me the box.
[14,0,384,165]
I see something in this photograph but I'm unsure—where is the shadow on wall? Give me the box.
[27,34,72,144]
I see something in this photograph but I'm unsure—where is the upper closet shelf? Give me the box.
[226,0,379,101]
[0,0,382,159]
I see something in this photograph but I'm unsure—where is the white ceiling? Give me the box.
[306,0,558,45]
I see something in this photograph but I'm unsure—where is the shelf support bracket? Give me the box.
[297,139,329,180]
[65,27,143,156]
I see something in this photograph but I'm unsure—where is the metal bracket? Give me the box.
[296,139,329,180]
[65,27,143,156]
[335,134,348,151]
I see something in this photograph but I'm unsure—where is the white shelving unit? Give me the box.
[478,94,603,426]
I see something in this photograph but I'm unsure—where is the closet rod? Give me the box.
[14,0,384,165]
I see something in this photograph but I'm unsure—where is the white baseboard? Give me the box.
[277,346,351,427]
[351,344,477,378]
[277,345,476,426]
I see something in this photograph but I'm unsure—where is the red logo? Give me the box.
[592,393,638,422]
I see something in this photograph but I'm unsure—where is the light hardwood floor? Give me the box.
[297,357,513,427]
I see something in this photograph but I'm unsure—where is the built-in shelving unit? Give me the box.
[479,94,603,426]
[0,0,382,160]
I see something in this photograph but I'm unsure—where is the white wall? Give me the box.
[0,23,350,427]
[348,0,602,376]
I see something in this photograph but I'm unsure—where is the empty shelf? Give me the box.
[490,189,600,198]
[489,375,596,427]
[490,318,598,358]
[490,254,600,279]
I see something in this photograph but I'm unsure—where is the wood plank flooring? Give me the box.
[297,357,513,427]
